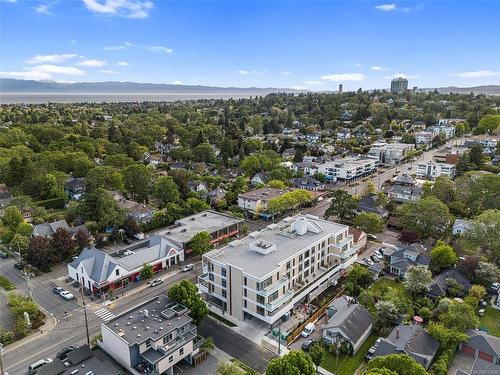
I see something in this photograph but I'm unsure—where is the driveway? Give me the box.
[198,317,276,373]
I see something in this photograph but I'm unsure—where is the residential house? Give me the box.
[452,219,473,236]
[389,244,430,278]
[115,198,156,224]
[68,235,184,293]
[427,268,471,299]
[281,148,296,159]
[187,181,208,193]
[322,296,373,354]
[349,227,367,251]
[290,161,319,176]
[428,125,455,140]
[250,172,271,186]
[355,194,388,218]
[237,187,290,219]
[169,162,188,171]
[416,160,456,180]
[65,177,86,200]
[199,214,358,325]
[386,174,422,203]
[33,219,71,238]
[414,131,433,145]
[142,153,164,169]
[100,295,202,375]
[459,330,500,365]
[371,324,439,369]
[208,188,227,205]
[290,176,325,191]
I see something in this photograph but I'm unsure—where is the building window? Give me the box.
[115,269,119,276]
[221,268,226,278]
[244,300,247,308]
[169,356,174,363]
[209,273,214,281]
[146,339,151,348]
[244,288,247,297]
[257,294,265,305]
[243,277,247,286]
[299,254,303,262]
[257,306,265,316]
[286,261,290,270]
[179,348,184,356]
[163,333,173,344]
[222,290,227,298]
[222,279,226,288]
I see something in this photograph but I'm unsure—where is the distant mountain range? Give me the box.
[1,79,499,95]
[0,79,302,95]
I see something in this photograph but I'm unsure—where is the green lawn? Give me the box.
[320,333,378,375]
[369,277,407,297]
[479,307,500,337]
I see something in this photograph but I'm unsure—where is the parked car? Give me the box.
[0,251,8,258]
[123,238,132,245]
[150,278,163,287]
[28,358,53,374]
[368,234,378,240]
[60,291,74,300]
[370,255,380,263]
[374,251,384,260]
[56,345,77,359]
[301,323,315,338]
[13,262,24,270]
[53,287,64,295]
[302,338,316,351]
[181,264,194,272]
[365,258,374,266]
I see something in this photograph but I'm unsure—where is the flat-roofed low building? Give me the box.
[157,210,244,255]
[368,142,415,165]
[316,157,378,182]
[100,295,202,375]
[198,214,358,325]
[416,160,456,180]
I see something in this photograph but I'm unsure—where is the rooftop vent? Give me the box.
[249,239,276,255]
[137,334,141,338]
[133,326,137,330]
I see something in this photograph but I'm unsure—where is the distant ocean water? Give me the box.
[0,92,260,104]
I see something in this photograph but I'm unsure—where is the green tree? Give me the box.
[2,206,24,232]
[367,354,427,375]
[375,300,399,328]
[432,176,454,203]
[429,241,458,274]
[186,197,210,213]
[366,369,398,375]
[268,179,288,189]
[266,350,315,375]
[454,173,500,215]
[354,212,384,234]
[468,144,484,169]
[428,322,467,350]
[16,222,33,238]
[11,233,29,253]
[40,173,65,199]
[140,263,154,280]
[438,300,479,332]
[363,181,377,196]
[152,176,180,208]
[193,142,216,163]
[308,343,326,372]
[403,265,433,296]
[79,187,123,229]
[473,261,498,287]
[216,361,244,375]
[189,231,213,256]
[462,209,500,260]
[167,280,208,325]
[324,190,358,223]
[123,164,152,202]
[24,236,57,272]
[398,196,453,239]
[477,114,500,135]
[345,264,373,296]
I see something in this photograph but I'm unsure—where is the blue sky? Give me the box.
[1,0,499,90]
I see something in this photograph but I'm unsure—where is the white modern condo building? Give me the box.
[198,214,358,325]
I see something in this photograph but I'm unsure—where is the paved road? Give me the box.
[198,317,276,374]
[3,260,202,375]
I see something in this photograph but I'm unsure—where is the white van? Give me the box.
[28,358,53,374]
[301,323,315,337]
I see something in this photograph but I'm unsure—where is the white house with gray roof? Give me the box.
[68,235,183,294]
[198,214,358,325]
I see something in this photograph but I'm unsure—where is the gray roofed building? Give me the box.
[250,172,271,186]
[322,296,373,354]
[356,194,389,218]
[427,268,471,299]
[452,219,473,236]
[371,324,439,369]
[459,329,500,365]
[33,219,71,238]
[389,244,430,278]
[100,294,202,375]
[290,176,325,191]
[386,184,422,203]
[37,345,126,375]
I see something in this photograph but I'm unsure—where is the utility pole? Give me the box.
[0,343,5,375]
[277,320,282,355]
[80,287,90,345]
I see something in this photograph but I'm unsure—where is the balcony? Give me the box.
[256,276,289,297]
[339,245,358,260]
[332,234,354,250]
[198,273,209,293]
[266,289,293,313]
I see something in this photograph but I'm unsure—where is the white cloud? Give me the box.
[371,66,389,71]
[117,61,129,66]
[82,0,154,19]
[451,70,499,78]
[70,40,77,44]
[31,64,86,76]
[148,46,173,54]
[1,0,18,3]
[238,70,249,75]
[34,4,51,14]
[100,69,118,74]
[25,54,77,64]
[375,3,396,11]
[253,69,267,75]
[0,70,51,80]
[77,59,107,67]
[304,80,324,85]
[281,71,291,76]
[172,80,183,85]
[321,73,365,82]
[385,73,419,79]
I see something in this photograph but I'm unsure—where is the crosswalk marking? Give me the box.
[95,307,116,321]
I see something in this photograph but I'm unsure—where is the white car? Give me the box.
[28,358,53,374]
[181,264,194,272]
[301,323,315,338]
[365,258,374,266]
[60,291,74,300]
[374,251,384,260]
[150,278,163,287]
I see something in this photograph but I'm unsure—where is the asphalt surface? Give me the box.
[2,259,202,375]
[198,317,276,374]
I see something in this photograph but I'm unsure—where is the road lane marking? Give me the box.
[95,307,116,321]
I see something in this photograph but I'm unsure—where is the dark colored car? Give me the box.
[56,345,77,359]
[0,251,8,258]
[14,262,24,270]
[302,338,316,351]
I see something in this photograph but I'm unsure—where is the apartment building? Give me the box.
[414,131,433,145]
[290,161,319,176]
[428,125,455,140]
[316,157,378,182]
[198,214,358,325]
[416,160,456,180]
[100,295,202,375]
[368,142,415,165]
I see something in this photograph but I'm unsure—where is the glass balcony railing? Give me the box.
[266,289,293,313]
[256,276,289,297]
